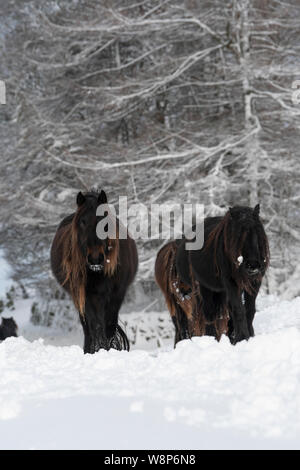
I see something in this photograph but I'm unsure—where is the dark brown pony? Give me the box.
[156,205,270,346]
[50,189,138,353]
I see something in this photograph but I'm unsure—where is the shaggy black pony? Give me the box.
[155,238,229,346]
[175,205,270,344]
[50,189,138,354]
[0,317,18,340]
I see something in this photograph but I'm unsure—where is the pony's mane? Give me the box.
[205,209,270,293]
[58,198,120,315]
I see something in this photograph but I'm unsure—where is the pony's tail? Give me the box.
[110,324,130,351]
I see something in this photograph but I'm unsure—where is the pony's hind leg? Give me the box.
[171,315,181,346]
[200,286,219,323]
[205,323,217,337]
[200,287,226,341]
[174,302,190,344]
[206,293,228,341]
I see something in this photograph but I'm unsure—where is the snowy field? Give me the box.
[0,249,300,450]
[0,292,299,450]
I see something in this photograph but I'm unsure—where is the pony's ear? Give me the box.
[97,190,107,205]
[76,191,86,206]
[253,204,260,217]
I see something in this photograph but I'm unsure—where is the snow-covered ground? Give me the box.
[0,293,299,450]
[0,249,300,450]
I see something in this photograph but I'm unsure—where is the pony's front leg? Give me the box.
[244,281,261,337]
[83,297,109,353]
[79,315,91,354]
[104,287,129,351]
[226,282,250,344]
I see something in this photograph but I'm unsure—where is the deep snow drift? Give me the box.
[0,294,300,450]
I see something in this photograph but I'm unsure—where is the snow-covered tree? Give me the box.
[0,0,299,323]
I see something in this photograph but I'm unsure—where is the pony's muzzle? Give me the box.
[245,262,261,276]
[87,253,104,272]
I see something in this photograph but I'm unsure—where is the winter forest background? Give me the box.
[0,0,300,327]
